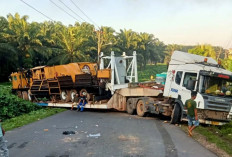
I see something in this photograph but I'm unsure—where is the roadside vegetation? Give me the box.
[195,123,232,156]
[138,64,167,82]
[2,108,66,131]
[0,83,66,131]
[0,83,41,121]
[180,121,232,156]
[0,13,230,83]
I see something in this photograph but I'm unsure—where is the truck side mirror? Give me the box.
[186,80,195,90]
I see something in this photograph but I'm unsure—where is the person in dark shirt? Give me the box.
[184,91,199,137]
[77,92,87,112]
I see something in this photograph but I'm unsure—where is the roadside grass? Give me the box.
[181,121,232,156]
[0,82,66,131]
[2,108,66,131]
[0,82,11,86]
[138,64,167,82]
[195,125,232,155]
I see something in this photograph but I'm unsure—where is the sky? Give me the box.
[1,0,232,48]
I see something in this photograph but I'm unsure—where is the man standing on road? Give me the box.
[184,91,199,137]
[77,92,87,112]
[0,119,9,157]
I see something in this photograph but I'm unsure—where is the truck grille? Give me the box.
[197,109,229,121]
[205,100,231,112]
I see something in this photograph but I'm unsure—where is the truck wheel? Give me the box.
[80,89,90,101]
[127,98,135,115]
[61,90,71,102]
[170,103,181,124]
[136,100,146,117]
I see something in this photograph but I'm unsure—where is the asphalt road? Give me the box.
[5,110,217,157]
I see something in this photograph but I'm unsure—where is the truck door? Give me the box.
[164,70,183,98]
[179,72,198,105]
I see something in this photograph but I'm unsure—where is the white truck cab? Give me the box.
[164,51,232,125]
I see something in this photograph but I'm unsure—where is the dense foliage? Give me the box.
[2,108,66,131]
[0,13,230,82]
[0,84,41,120]
[194,122,232,155]
[0,13,167,81]
[138,64,167,82]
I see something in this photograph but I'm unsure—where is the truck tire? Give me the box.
[61,90,71,102]
[170,103,181,124]
[126,98,135,115]
[80,89,90,101]
[136,100,146,117]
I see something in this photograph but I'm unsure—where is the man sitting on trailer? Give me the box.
[184,91,199,137]
[77,92,87,112]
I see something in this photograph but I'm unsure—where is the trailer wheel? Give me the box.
[136,100,146,117]
[80,89,90,101]
[126,98,135,115]
[61,90,71,102]
[170,103,181,124]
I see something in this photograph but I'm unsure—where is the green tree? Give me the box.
[137,33,165,68]
[188,44,216,59]
[164,44,182,64]
[222,59,232,71]
[95,26,116,57]
[116,29,139,55]
[5,13,45,68]
[47,23,96,65]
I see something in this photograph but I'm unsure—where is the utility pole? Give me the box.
[97,30,102,62]
[96,29,112,65]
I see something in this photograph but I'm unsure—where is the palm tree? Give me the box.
[95,26,116,57]
[116,29,139,54]
[188,44,216,59]
[47,23,96,65]
[5,13,44,68]
[164,44,182,64]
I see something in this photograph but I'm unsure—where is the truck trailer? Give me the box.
[11,51,232,125]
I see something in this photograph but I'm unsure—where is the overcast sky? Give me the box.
[1,0,232,48]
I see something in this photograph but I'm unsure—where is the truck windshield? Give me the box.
[198,75,232,96]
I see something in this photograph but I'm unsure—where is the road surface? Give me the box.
[5,110,217,157]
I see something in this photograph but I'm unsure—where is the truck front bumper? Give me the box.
[182,118,229,126]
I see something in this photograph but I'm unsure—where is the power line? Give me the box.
[70,0,100,29]
[20,0,54,21]
[50,0,80,22]
[59,0,86,22]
